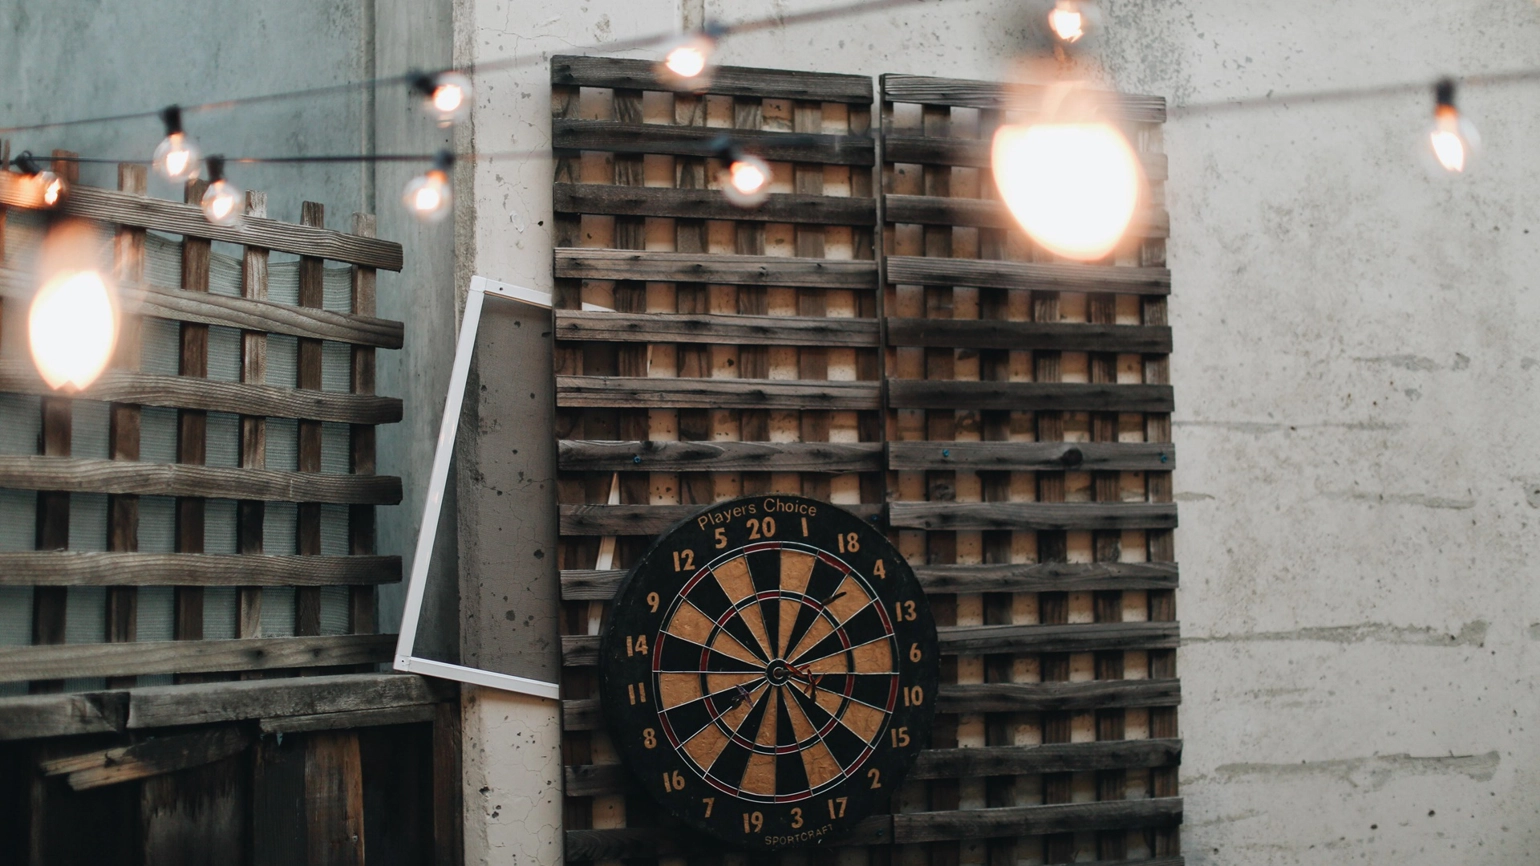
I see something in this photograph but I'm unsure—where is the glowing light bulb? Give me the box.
[1428,78,1478,174]
[403,150,454,222]
[13,152,66,208]
[656,29,721,90]
[416,71,472,126]
[1049,0,1087,43]
[199,156,243,227]
[992,120,1141,261]
[721,153,771,208]
[153,106,200,181]
[31,270,116,391]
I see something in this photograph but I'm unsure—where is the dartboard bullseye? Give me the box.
[600,496,938,849]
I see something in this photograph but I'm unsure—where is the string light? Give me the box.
[200,156,244,227]
[412,71,473,126]
[1048,0,1096,44]
[718,144,772,208]
[1429,77,1479,174]
[29,221,117,392]
[657,24,727,90]
[152,106,201,182]
[403,150,454,221]
[13,151,65,208]
[992,84,1142,261]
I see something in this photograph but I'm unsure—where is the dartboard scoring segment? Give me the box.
[601,495,939,849]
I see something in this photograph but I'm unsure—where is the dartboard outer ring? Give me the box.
[599,495,939,850]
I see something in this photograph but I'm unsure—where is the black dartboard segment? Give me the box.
[600,495,939,850]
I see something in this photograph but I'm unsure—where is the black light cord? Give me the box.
[0,0,942,136]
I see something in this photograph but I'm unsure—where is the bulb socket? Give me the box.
[433,149,455,173]
[1435,78,1457,109]
[14,150,42,176]
[161,105,185,136]
[205,155,226,184]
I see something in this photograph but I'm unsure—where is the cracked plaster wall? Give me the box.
[455,0,1540,863]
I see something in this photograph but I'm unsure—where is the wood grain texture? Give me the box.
[557,375,881,409]
[879,74,1166,121]
[0,691,129,740]
[259,703,435,734]
[127,673,447,729]
[0,552,401,586]
[556,248,877,288]
[935,679,1181,713]
[892,797,1182,843]
[888,441,1174,471]
[42,726,254,790]
[554,119,874,164]
[551,55,873,103]
[554,183,875,225]
[888,501,1177,531]
[935,620,1179,655]
[0,360,402,422]
[883,134,1167,179]
[911,560,1179,594]
[305,731,366,866]
[559,439,883,473]
[885,255,1170,295]
[886,194,1169,236]
[0,455,400,503]
[885,317,1170,353]
[0,176,403,268]
[556,310,879,346]
[559,502,883,535]
[909,739,1181,780]
[0,634,395,683]
[886,379,1173,412]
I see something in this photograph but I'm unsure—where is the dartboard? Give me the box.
[600,495,938,850]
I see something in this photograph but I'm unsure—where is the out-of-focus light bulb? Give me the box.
[199,156,243,227]
[415,71,472,126]
[1428,78,1478,174]
[1049,0,1086,43]
[38,171,64,207]
[657,28,722,90]
[403,150,454,222]
[992,120,1141,261]
[13,152,66,208]
[31,270,116,391]
[153,106,200,181]
[721,153,771,208]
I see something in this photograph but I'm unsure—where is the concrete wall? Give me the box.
[454,0,1540,863]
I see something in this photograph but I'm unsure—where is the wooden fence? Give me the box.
[551,61,1182,865]
[0,152,458,866]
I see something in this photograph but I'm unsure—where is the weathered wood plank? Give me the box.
[562,817,892,859]
[0,175,402,269]
[555,310,879,347]
[554,119,873,165]
[42,726,255,790]
[259,703,436,734]
[0,635,396,684]
[0,269,402,348]
[892,797,1182,843]
[556,249,877,288]
[558,375,881,410]
[554,184,875,225]
[889,501,1177,531]
[910,739,1181,780]
[886,254,1170,295]
[0,456,400,504]
[883,134,1167,179]
[0,360,403,423]
[305,731,367,866]
[935,679,1181,713]
[880,74,1167,122]
[912,561,1179,594]
[552,55,873,103]
[0,552,401,586]
[128,672,446,730]
[559,502,883,535]
[936,621,1179,655]
[886,379,1173,412]
[888,441,1174,472]
[885,317,1171,353]
[0,691,129,740]
[559,569,625,601]
[559,439,883,473]
[885,193,1169,236]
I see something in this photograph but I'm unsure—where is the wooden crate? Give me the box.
[879,74,1180,863]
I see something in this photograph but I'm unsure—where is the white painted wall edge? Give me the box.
[393,275,562,702]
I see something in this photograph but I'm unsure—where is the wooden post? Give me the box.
[1143,235,1178,858]
[348,213,378,635]
[296,202,326,641]
[106,162,148,689]
[174,177,212,683]
[1089,291,1127,861]
[239,191,270,654]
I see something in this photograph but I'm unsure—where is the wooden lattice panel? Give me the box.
[0,157,404,690]
[550,57,886,862]
[879,74,1181,863]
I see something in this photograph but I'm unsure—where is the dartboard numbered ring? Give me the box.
[600,495,939,850]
